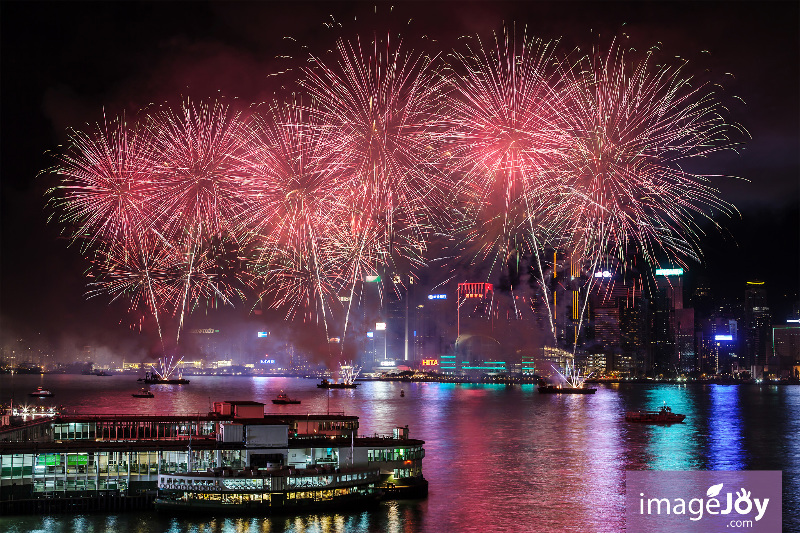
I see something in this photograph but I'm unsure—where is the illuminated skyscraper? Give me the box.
[744,281,771,377]
[649,268,694,376]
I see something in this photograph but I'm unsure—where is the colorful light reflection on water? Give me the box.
[0,375,797,532]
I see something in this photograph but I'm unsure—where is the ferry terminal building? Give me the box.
[0,400,426,513]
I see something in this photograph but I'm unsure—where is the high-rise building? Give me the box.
[772,324,800,379]
[455,282,504,373]
[744,281,771,377]
[648,268,695,376]
[416,292,454,363]
[386,274,415,363]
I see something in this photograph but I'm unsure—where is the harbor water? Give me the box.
[1,374,798,532]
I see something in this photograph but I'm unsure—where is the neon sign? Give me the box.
[656,268,684,276]
[428,294,447,300]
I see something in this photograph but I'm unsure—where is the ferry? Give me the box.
[317,379,359,389]
[0,399,427,515]
[271,392,300,405]
[132,389,155,398]
[625,404,686,424]
[29,387,54,398]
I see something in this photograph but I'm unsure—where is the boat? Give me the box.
[537,384,596,394]
[138,371,190,385]
[317,379,359,389]
[28,387,54,398]
[271,391,300,404]
[0,399,428,514]
[132,389,155,398]
[625,404,686,424]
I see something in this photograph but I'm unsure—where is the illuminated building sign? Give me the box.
[259,359,276,364]
[365,275,380,282]
[380,360,396,367]
[788,319,800,324]
[190,328,219,334]
[366,331,374,338]
[421,359,438,366]
[339,296,351,302]
[376,322,386,331]
[715,335,733,341]
[593,271,612,278]
[257,332,269,338]
[457,282,493,299]
[329,337,341,343]
[655,268,684,276]
[428,294,447,300]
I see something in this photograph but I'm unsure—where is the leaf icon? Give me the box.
[707,483,724,498]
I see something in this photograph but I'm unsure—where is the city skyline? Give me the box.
[1,1,798,366]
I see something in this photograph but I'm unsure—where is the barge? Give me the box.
[0,399,426,514]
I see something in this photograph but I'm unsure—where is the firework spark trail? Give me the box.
[301,33,446,277]
[299,33,447,346]
[237,100,347,346]
[47,112,157,252]
[145,99,253,346]
[443,28,575,276]
[338,361,361,384]
[443,28,579,343]
[551,41,743,350]
[558,41,741,269]
[146,99,253,241]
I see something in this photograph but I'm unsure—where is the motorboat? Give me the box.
[132,389,155,398]
[29,387,54,398]
[625,404,686,423]
[272,391,301,404]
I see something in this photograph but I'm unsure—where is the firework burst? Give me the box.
[443,28,574,272]
[558,41,741,269]
[300,33,446,277]
[46,113,157,251]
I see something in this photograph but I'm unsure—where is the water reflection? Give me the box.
[707,385,745,470]
[0,375,797,532]
[641,385,702,470]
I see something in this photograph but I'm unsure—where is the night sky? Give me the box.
[1,1,798,360]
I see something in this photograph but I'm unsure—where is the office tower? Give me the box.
[744,281,771,377]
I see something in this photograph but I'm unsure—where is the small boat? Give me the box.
[272,391,301,404]
[626,404,685,424]
[317,379,359,389]
[132,389,155,398]
[537,384,596,394]
[29,387,54,398]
